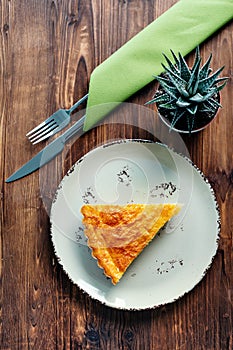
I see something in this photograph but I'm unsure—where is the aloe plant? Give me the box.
[146,47,228,132]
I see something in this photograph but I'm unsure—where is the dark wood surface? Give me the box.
[0,1,232,349]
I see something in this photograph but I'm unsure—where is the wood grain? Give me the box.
[0,1,232,349]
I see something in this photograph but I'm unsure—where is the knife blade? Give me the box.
[6,115,85,183]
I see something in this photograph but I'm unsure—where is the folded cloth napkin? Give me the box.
[83,0,233,131]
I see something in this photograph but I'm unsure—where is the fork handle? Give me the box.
[63,115,86,142]
[67,94,89,114]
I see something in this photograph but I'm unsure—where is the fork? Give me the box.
[26,94,88,144]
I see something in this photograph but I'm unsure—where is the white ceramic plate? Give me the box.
[50,140,220,310]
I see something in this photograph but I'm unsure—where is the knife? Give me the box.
[6,115,86,183]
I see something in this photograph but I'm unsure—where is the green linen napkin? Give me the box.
[84,0,233,131]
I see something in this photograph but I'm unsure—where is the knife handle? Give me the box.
[63,115,86,142]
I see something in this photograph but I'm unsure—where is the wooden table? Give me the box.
[1,1,232,349]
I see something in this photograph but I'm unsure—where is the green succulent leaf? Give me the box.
[215,77,228,84]
[170,110,186,130]
[216,80,228,92]
[191,46,201,72]
[200,102,215,114]
[189,93,204,103]
[155,76,179,99]
[176,97,191,107]
[187,105,198,115]
[145,93,170,105]
[199,53,212,80]
[170,50,180,67]
[178,52,191,81]
[209,97,222,108]
[162,65,186,86]
[144,97,159,105]
[187,115,195,133]
[204,98,221,111]
[162,53,179,75]
[153,74,170,84]
[162,66,190,97]
[187,57,201,94]
[201,88,218,101]
[198,66,225,92]
[198,107,212,113]
[159,99,177,109]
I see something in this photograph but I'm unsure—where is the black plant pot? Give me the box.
[156,90,221,134]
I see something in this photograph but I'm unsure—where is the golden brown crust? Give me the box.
[81,204,181,284]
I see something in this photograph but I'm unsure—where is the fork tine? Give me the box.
[26,119,56,137]
[31,129,59,145]
[29,124,59,144]
[27,120,57,140]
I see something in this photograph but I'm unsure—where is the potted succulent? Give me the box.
[146,47,228,133]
